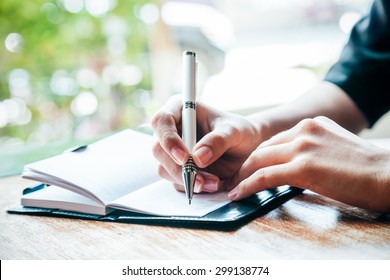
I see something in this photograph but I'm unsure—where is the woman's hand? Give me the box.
[228,116,390,213]
[151,95,264,193]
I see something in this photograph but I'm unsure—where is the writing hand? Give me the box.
[151,95,262,193]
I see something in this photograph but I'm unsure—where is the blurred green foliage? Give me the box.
[0,0,158,176]
[0,0,156,145]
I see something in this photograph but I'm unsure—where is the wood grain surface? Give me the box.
[1,175,389,260]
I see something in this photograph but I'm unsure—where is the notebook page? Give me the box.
[108,180,231,217]
[24,130,160,204]
[21,185,108,216]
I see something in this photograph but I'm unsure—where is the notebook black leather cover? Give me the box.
[8,185,303,231]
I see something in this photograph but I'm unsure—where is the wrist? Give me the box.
[245,114,271,144]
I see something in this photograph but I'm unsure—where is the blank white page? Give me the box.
[108,180,231,217]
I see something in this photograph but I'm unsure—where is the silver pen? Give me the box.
[182,50,197,205]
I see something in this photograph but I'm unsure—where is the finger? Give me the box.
[151,95,188,165]
[158,162,204,193]
[157,164,178,183]
[228,164,296,201]
[159,164,205,194]
[228,142,294,190]
[154,140,218,194]
[197,171,221,193]
[169,167,221,194]
[259,118,323,149]
[160,163,221,194]
[152,140,183,184]
[173,183,184,192]
[192,125,242,168]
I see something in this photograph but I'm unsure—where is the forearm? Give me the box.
[247,81,369,141]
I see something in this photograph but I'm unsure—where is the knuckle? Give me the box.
[245,152,259,167]
[150,111,162,129]
[158,163,180,183]
[151,111,171,129]
[160,129,177,147]
[157,164,166,178]
[226,126,239,137]
[152,113,179,147]
[294,155,315,174]
[212,130,230,149]
[165,162,181,181]
[151,95,182,136]
[173,183,185,192]
[152,141,162,158]
[251,169,268,188]
[294,136,317,153]
[298,118,324,135]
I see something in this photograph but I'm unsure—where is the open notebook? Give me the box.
[9,129,303,229]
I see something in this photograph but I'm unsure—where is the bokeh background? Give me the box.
[0,0,374,175]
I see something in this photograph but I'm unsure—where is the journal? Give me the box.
[9,129,303,229]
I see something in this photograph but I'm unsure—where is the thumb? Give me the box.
[192,127,238,168]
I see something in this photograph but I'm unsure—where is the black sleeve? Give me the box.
[324,0,390,127]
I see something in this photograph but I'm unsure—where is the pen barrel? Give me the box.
[182,51,197,151]
[182,103,196,151]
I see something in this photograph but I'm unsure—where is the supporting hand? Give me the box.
[228,117,390,212]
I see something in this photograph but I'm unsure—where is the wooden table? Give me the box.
[1,175,389,260]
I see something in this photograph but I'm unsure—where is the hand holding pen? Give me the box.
[150,52,262,201]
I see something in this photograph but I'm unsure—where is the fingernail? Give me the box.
[171,146,186,165]
[194,177,202,193]
[228,187,238,200]
[203,178,219,192]
[193,146,213,166]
